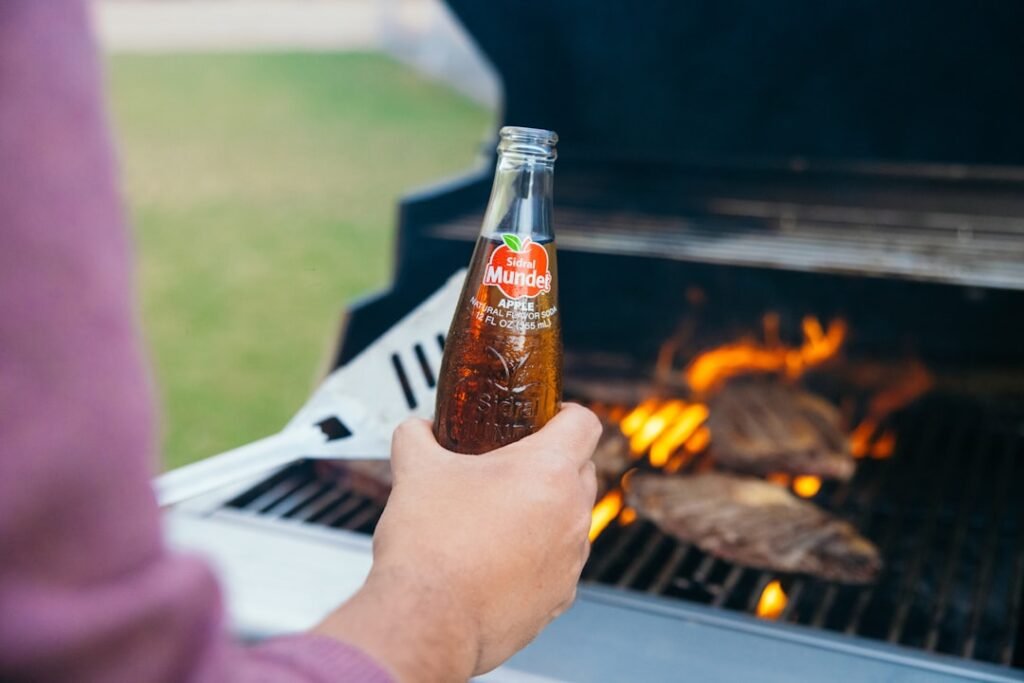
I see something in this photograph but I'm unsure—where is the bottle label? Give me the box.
[482,234,552,300]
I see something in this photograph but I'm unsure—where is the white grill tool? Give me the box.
[156,270,464,507]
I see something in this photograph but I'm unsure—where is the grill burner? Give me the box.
[226,390,1024,670]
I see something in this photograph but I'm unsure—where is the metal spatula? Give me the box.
[156,270,464,507]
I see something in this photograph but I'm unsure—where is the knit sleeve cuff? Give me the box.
[247,633,396,683]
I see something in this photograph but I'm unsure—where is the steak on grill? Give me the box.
[708,380,855,481]
[626,472,881,583]
[593,422,632,498]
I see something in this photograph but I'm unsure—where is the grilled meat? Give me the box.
[709,380,854,481]
[627,472,881,583]
[593,421,632,498]
[564,375,657,407]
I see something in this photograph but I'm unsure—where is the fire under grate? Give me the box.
[226,393,1024,670]
[582,394,1024,669]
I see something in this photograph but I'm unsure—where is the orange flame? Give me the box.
[620,398,660,437]
[630,400,688,455]
[685,425,711,454]
[664,452,690,474]
[792,475,822,498]
[618,397,713,466]
[769,473,820,497]
[663,426,712,474]
[619,507,638,526]
[685,317,847,393]
[686,343,792,394]
[870,431,896,459]
[853,421,902,459]
[851,360,931,458]
[649,404,711,466]
[589,490,624,542]
[756,580,788,619]
[850,418,878,458]
[607,405,628,423]
[867,360,933,418]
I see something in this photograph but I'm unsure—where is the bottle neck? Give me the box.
[480,153,555,241]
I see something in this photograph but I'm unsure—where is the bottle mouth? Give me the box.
[498,126,558,162]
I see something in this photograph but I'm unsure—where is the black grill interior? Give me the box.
[582,393,1024,669]
[226,390,1024,670]
[228,465,383,536]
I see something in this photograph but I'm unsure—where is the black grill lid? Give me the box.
[447,0,1024,170]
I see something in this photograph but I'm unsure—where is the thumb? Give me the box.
[390,418,441,478]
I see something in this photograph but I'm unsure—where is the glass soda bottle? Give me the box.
[433,126,562,454]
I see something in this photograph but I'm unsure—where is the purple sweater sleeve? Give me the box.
[0,3,392,682]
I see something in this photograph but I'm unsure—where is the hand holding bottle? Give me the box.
[315,404,601,681]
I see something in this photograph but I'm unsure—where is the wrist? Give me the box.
[314,564,479,682]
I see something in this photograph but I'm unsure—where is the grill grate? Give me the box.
[580,394,1024,669]
[225,393,1024,670]
[228,466,384,535]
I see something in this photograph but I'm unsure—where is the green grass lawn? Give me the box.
[107,53,491,469]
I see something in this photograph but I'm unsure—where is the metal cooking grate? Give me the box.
[582,394,1024,669]
[227,463,384,535]
[226,394,1024,670]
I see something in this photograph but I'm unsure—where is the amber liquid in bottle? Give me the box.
[433,127,562,454]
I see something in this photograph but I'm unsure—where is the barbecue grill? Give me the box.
[162,2,1024,680]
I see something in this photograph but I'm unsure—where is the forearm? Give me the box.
[314,566,478,683]
[0,3,391,681]
[0,3,221,680]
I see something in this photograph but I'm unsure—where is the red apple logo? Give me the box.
[482,233,551,299]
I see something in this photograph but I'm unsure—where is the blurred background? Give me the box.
[95,0,498,469]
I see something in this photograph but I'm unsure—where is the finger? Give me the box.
[518,403,602,467]
[580,537,592,567]
[389,418,438,478]
[552,585,579,619]
[579,460,598,506]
